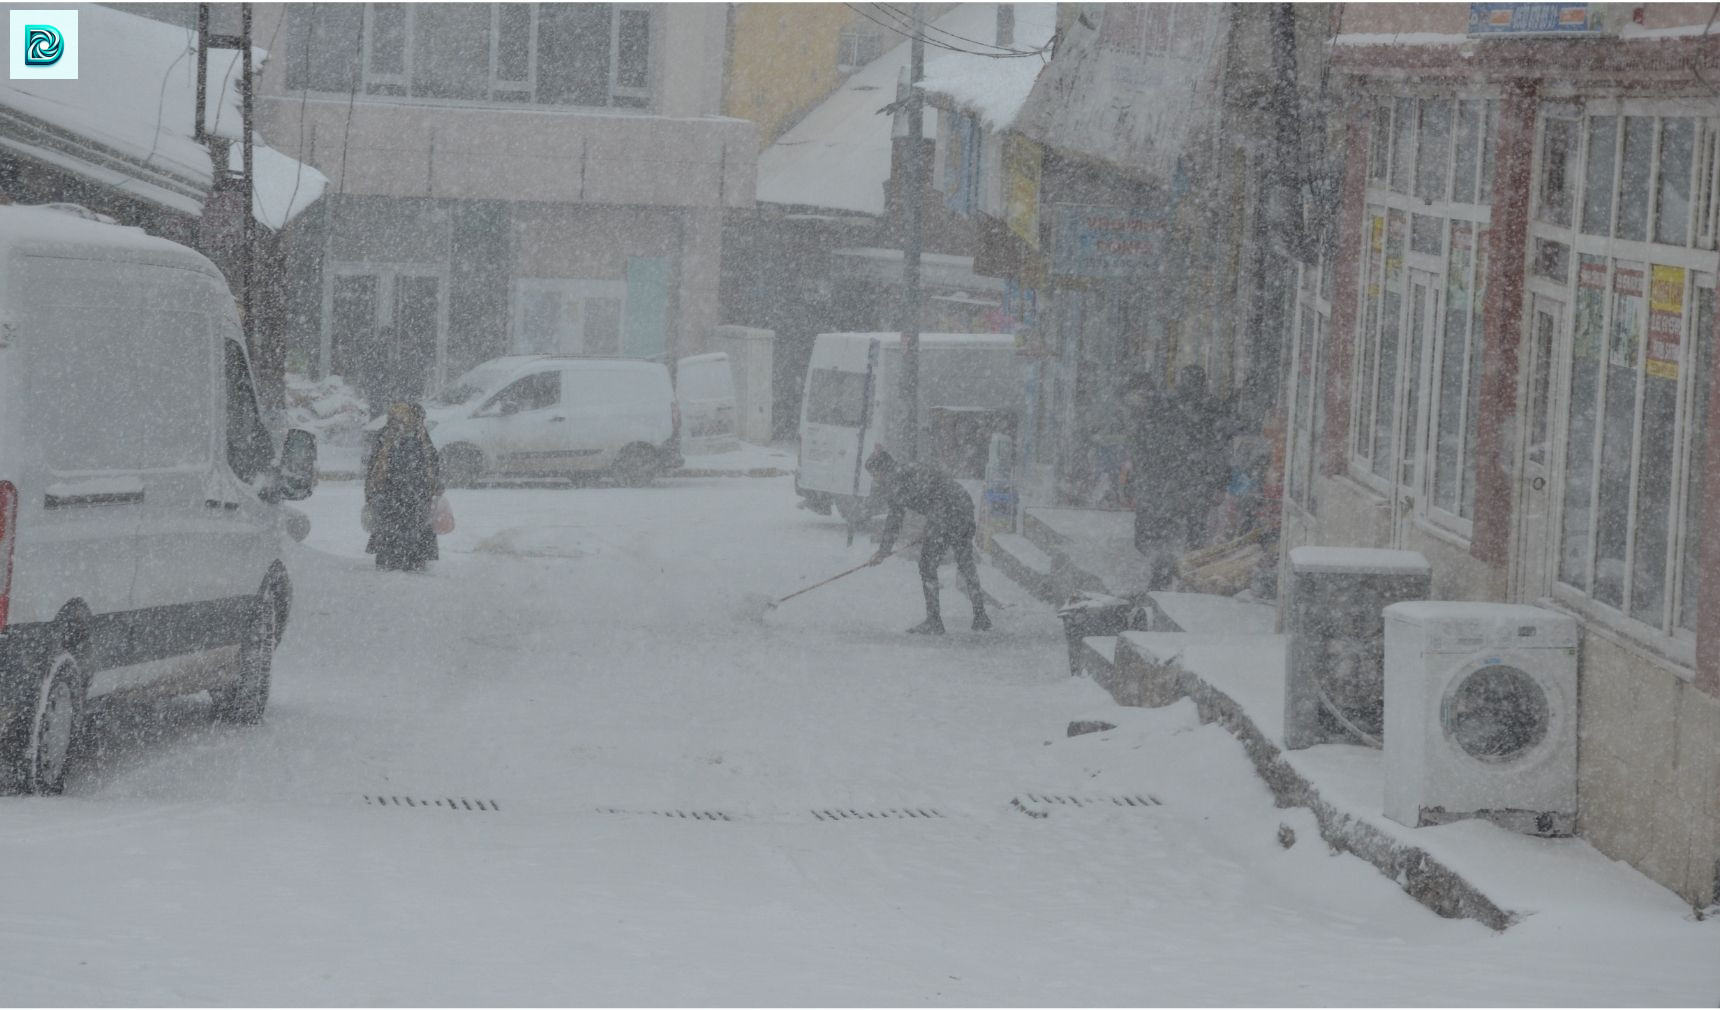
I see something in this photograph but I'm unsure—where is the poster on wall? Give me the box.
[1646,263,1685,380]
[1609,262,1646,370]
[1575,255,1606,359]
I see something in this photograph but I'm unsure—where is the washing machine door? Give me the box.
[1439,658,1553,764]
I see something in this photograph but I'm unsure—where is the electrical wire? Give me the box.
[873,2,1050,56]
[843,3,1050,59]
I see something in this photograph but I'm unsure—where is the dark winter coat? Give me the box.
[366,403,444,571]
[876,461,976,555]
[1128,379,1238,543]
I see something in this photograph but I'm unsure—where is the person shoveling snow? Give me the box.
[864,448,991,635]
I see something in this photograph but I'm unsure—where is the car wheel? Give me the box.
[612,445,660,487]
[443,445,483,488]
[211,589,276,725]
[16,650,84,795]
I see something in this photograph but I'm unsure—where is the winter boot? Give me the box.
[909,578,946,635]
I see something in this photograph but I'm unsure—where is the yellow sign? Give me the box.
[1004,136,1041,250]
[1647,263,1685,380]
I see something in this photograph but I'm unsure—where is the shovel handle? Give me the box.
[769,537,924,607]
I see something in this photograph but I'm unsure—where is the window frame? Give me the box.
[296,4,656,111]
[1532,96,1720,661]
[1350,92,1496,542]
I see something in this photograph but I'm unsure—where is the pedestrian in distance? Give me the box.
[864,447,991,635]
[1121,370,1182,589]
[365,401,444,572]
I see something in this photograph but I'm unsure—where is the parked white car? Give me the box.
[0,205,318,793]
[367,356,682,486]
[676,352,739,456]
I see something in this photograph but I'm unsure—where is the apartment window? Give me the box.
[512,279,627,355]
[1539,103,1719,646]
[837,27,884,70]
[286,4,653,109]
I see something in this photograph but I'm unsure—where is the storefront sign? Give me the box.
[1003,136,1041,250]
[1647,264,1685,380]
[1049,204,1165,278]
[1467,3,1610,35]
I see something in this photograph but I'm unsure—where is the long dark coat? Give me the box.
[366,407,444,571]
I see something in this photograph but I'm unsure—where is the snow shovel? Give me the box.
[763,537,924,611]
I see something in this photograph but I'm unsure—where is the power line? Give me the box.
[844,3,1049,59]
[874,3,1048,57]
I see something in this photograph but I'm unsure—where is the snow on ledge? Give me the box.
[1288,546,1431,575]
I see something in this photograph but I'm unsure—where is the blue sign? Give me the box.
[1468,3,1606,35]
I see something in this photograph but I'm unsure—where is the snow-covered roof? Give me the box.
[917,6,1057,132]
[757,3,1055,216]
[0,203,220,265]
[0,4,326,229]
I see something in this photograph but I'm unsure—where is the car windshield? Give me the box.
[428,362,517,407]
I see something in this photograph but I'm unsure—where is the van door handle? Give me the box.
[204,499,240,511]
[549,416,567,422]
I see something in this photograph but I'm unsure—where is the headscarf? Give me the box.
[366,402,435,501]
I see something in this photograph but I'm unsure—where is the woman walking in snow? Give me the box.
[365,401,443,572]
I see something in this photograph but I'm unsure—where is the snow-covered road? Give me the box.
[1,476,1713,1004]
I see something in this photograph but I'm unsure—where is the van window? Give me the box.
[224,339,274,482]
[805,369,868,426]
[566,368,661,409]
[484,371,561,414]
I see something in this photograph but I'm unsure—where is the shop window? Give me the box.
[1461,228,1488,520]
[1415,99,1453,204]
[1698,127,1720,250]
[1581,116,1618,237]
[1451,101,1484,205]
[1390,98,1416,195]
[1678,283,1714,633]
[1538,117,1580,228]
[1655,118,1696,247]
[412,3,491,101]
[1411,214,1444,256]
[1617,117,1656,242]
[285,5,362,92]
[1480,101,1498,204]
[369,4,408,78]
[1371,210,1408,479]
[1532,238,1570,280]
[1433,222,1476,515]
[1559,256,1607,590]
[1369,103,1392,184]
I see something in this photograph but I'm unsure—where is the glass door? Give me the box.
[1514,294,1564,600]
[1391,270,1440,547]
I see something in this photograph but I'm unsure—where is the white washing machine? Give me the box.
[1383,602,1579,836]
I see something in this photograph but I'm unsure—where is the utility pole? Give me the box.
[901,5,925,461]
[196,4,260,386]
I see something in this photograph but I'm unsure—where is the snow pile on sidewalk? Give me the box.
[285,372,369,446]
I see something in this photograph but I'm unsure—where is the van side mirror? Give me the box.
[275,429,318,501]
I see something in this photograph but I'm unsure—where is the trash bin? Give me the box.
[1056,592,1141,677]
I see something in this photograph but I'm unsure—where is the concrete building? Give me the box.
[251,3,755,409]
[1280,3,1720,906]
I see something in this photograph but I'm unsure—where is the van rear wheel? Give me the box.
[212,590,276,725]
[10,650,84,795]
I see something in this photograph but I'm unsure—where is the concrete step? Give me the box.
[988,533,1057,603]
[1079,635,1118,681]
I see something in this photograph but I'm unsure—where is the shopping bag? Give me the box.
[431,494,455,535]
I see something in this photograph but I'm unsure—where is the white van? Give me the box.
[675,352,738,456]
[370,355,681,486]
[796,332,1022,523]
[0,205,318,793]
